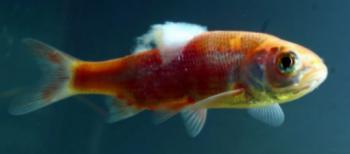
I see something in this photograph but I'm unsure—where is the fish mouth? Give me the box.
[264,61,327,104]
[295,63,328,94]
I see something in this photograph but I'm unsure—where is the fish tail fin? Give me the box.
[9,39,79,115]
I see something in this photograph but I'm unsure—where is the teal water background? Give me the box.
[0,0,345,154]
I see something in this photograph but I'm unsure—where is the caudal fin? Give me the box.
[9,39,78,115]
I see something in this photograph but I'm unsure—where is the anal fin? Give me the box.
[153,111,178,125]
[105,97,143,123]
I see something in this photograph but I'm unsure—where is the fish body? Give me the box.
[11,22,328,137]
[73,32,249,110]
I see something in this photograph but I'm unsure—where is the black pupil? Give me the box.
[280,55,293,69]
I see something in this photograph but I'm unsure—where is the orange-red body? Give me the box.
[71,32,269,111]
[9,22,327,138]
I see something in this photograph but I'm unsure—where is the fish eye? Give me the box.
[277,51,297,74]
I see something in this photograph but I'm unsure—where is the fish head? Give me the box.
[242,38,328,103]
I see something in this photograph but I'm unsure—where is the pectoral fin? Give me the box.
[185,89,246,110]
[247,104,285,127]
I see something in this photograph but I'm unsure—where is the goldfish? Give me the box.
[10,22,327,137]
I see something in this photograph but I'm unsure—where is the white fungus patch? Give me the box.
[134,22,207,63]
